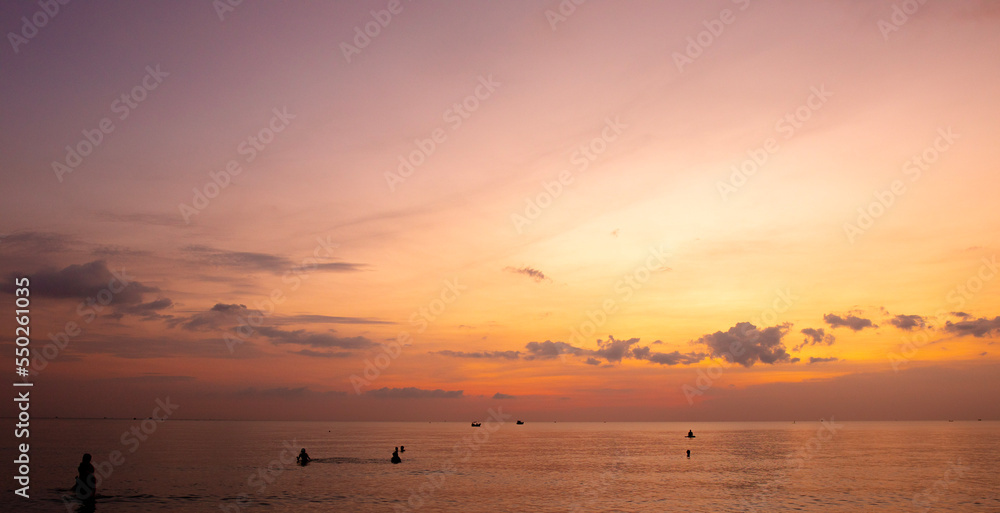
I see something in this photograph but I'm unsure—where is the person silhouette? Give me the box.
[400,445,405,453]
[73,453,96,502]
[686,429,696,438]
[686,450,691,458]
[296,448,311,465]
[391,447,401,464]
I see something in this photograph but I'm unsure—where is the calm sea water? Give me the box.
[2,419,998,512]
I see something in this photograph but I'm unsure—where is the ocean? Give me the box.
[3,419,998,512]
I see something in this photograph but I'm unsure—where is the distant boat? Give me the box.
[471,422,481,427]
[516,420,524,425]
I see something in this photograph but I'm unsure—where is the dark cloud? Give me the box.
[492,392,515,399]
[635,349,707,365]
[1,260,156,304]
[276,314,393,325]
[890,314,926,331]
[523,336,705,366]
[943,317,1000,338]
[116,298,174,319]
[96,211,188,227]
[184,245,293,273]
[62,334,264,359]
[794,328,835,351]
[364,387,464,399]
[504,266,549,282]
[292,349,353,358]
[592,336,643,362]
[823,313,876,331]
[809,357,839,364]
[301,262,368,273]
[432,350,521,359]
[951,311,970,319]
[524,340,585,359]
[168,303,256,331]
[0,231,74,253]
[696,322,793,367]
[184,245,366,274]
[256,326,375,349]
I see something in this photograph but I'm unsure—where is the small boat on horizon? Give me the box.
[471,422,481,427]
[516,420,524,425]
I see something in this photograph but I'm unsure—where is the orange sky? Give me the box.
[2,0,1000,421]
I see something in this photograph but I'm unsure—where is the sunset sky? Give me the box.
[2,0,999,421]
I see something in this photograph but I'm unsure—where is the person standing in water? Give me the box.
[686,450,691,458]
[296,448,311,465]
[73,453,96,502]
[391,447,401,464]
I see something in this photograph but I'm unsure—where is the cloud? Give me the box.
[524,340,585,359]
[890,314,926,331]
[794,328,835,351]
[492,392,515,399]
[116,298,174,319]
[169,303,256,331]
[256,326,375,349]
[951,311,970,319]
[808,357,839,364]
[364,387,464,399]
[275,314,394,325]
[591,336,643,362]
[292,349,354,358]
[635,349,707,365]
[1,260,156,304]
[504,266,549,282]
[696,322,793,367]
[523,336,705,366]
[96,211,188,227]
[0,231,74,253]
[432,350,522,359]
[183,245,364,274]
[943,317,1000,338]
[823,313,876,331]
